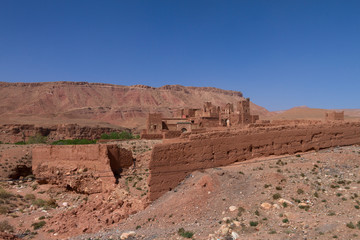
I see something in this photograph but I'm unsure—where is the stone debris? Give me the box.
[261,202,272,210]
[228,206,237,212]
[120,231,136,239]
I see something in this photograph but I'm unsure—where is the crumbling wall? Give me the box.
[32,144,133,194]
[148,122,360,201]
[325,111,345,121]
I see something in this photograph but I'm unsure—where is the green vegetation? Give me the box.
[273,193,281,200]
[0,205,8,215]
[346,222,355,229]
[27,134,47,144]
[14,141,26,145]
[51,139,97,145]
[31,220,46,230]
[32,198,57,209]
[100,131,139,140]
[177,228,194,238]
[0,187,13,199]
[237,207,245,216]
[282,218,289,223]
[0,220,14,232]
[249,221,259,227]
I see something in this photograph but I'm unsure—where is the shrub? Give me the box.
[297,189,304,194]
[100,131,136,140]
[32,198,46,207]
[31,220,46,230]
[177,228,194,238]
[0,206,8,215]
[27,134,47,144]
[237,207,245,216]
[273,193,281,200]
[249,221,259,227]
[14,141,26,145]
[0,187,13,199]
[0,220,14,232]
[46,198,57,208]
[31,184,38,190]
[32,198,57,209]
[346,222,355,229]
[51,139,96,145]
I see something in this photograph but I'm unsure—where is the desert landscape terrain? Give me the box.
[0,82,359,240]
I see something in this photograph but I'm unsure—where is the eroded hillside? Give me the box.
[0,82,271,129]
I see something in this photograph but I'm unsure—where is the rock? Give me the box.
[222,217,231,222]
[278,198,293,206]
[272,204,281,209]
[298,203,308,207]
[120,231,136,239]
[229,206,237,212]
[231,231,240,239]
[62,202,68,207]
[261,202,272,210]
[233,220,241,227]
[208,234,216,240]
[218,224,230,235]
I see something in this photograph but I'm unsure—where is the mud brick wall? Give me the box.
[148,122,360,201]
[32,144,132,194]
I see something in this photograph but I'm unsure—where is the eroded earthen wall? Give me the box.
[32,144,133,194]
[148,122,360,201]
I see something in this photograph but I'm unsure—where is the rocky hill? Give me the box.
[269,106,360,121]
[0,82,271,130]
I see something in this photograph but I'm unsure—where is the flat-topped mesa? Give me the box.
[32,144,133,194]
[141,98,259,139]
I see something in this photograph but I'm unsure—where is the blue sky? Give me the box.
[0,0,359,111]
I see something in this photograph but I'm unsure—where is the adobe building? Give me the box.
[220,98,259,127]
[141,98,260,139]
[325,111,344,121]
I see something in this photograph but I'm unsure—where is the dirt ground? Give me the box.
[73,145,360,240]
[0,140,160,240]
[1,143,360,240]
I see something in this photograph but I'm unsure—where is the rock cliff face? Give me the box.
[0,82,271,129]
[148,122,360,201]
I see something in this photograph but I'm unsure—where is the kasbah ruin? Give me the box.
[1,83,360,240]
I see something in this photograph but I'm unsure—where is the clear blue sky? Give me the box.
[1,0,359,111]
